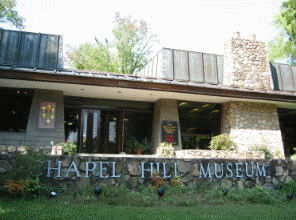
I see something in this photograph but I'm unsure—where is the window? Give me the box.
[178,101,221,149]
[0,88,33,132]
[278,108,296,157]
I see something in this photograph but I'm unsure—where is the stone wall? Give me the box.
[175,150,265,159]
[221,101,285,157]
[1,154,295,190]
[224,33,274,90]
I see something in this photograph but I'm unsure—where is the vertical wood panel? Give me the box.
[279,64,294,91]
[292,66,296,91]
[173,50,189,81]
[38,34,58,68]
[203,54,218,84]
[0,30,21,65]
[188,52,204,82]
[274,63,283,90]
[19,33,40,67]
[217,55,224,84]
[160,48,174,79]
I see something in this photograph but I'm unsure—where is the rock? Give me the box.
[245,180,255,188]
[285,176,292,183]
[265,176,272,183]
[237,180,244,189]
[127,161,140,176]
[275,166,284,176]
[177,161,191,174]
[0,160,12,174]
[272,177,279,186]
[263,183,275,191]
[191,163,200,176]
[221,179,232,189]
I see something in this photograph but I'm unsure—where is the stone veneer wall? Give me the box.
[175,150,265,159]
[224,33,274,90]
[221,102,285,157]
[0,153,295,191]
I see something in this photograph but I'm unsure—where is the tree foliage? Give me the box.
[0,0,24,29]
[68,14,156,74]
[268,0,296,64]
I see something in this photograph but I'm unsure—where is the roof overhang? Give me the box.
[1,68,296,109]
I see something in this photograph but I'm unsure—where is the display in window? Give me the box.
[39,102,56,129]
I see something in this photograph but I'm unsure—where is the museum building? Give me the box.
[0,29,295,158]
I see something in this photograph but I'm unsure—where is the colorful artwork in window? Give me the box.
[39,102,56,129]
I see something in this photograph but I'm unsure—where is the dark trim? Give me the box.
[1,69,296,103]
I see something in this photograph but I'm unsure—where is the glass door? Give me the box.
[79,109,123,153]
[80,109,101,153]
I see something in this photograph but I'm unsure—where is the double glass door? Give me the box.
[79,109,123,153]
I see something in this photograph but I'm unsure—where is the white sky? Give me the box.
[3,0,284,55]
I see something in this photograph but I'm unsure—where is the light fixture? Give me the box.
[191,108,199,112]
[50,191,57,198]
[157,187,165,198]
[211,109,220,113]
[179,102,187,106]
[201,104,209,108]
[222,188,228,196]
[287,193,294,201]
[95,186,102,196]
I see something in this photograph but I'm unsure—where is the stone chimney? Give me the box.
[223,32,273,90]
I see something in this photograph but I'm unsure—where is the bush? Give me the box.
[24,177,44,195]
[209,134,234,150]
[227,186,281,204]
[0,150,47,185]
[251,145,273,159]
[61,142,77,155]
[3,180,26,197]
[124,137,152,154]
[290,154,296,160]
[280,180,296,194]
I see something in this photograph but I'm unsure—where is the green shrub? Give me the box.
[251,145,273,159]
[290,154,296,160]
[0,150,48,185]
[61,142,77,155]
[209,134,234,150]
[226,186,281,204]
[24,177,44,195]
[124,137,152,154]
[280,180,296,194]
[3,180,26,197]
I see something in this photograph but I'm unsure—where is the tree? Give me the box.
[268,0,296,64]
[68,14,156,74]
[0,0,24,29]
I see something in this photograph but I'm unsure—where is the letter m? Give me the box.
[200,163,212,178]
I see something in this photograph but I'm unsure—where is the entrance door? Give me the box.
[79,109,122,153]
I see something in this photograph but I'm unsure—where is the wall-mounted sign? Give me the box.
[38,102,56,129]
[161,120,178,145]
[46,160,267,179]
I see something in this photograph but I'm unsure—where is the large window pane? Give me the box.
[124,111,153,154]
[178,101,221,149]
[278,108,296,157]
[0,88,33,132]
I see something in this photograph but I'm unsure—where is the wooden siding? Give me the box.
[270,63,296,92]
[138,48,223,85]
[0,29,63,69]
[139,48,296,92]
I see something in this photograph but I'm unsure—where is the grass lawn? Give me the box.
[0,194,296,220]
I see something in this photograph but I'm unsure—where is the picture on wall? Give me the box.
[38,102,56,129]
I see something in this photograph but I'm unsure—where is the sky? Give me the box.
[3,0,284,56]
